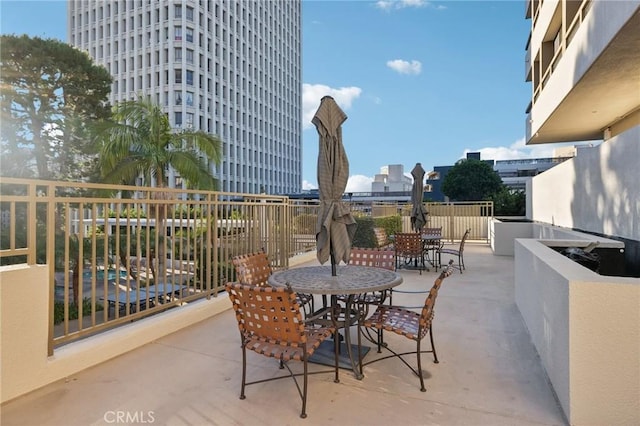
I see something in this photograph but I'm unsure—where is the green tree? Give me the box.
[442,158,503,201]
[0,35,112,180]
[492,187,526,216]
[95,97,223,273]
[95,97,222,190]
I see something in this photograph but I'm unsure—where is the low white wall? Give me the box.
[530,126,640,242]
[0,264,231,404]
[515,239,639,425]
[490,218,532,256]
[490,219,623,256]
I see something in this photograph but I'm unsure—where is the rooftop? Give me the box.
[1,244,566,425]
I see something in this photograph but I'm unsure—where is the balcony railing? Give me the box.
[1,178,491,355]
[0,178,319,353]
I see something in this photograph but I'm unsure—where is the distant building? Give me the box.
[371,164,412,193]
[424,152,574,201]
[493,156,573,191]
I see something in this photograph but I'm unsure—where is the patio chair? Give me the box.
[394,232,426,274]
[231,251,314,316]
[373,227,393,249]
[422,227,443,269]
[341,247,396,306]
[359,260,455,391]
[437,228,471,273]
[226,282,339,419]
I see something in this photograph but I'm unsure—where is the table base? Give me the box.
[309,339,371,370]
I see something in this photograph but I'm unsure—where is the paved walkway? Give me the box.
[1,245,567,425]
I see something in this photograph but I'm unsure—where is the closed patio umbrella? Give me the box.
[410,162,428,232]
[312,96,357,276]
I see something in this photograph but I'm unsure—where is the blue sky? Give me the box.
[1,0,559,192]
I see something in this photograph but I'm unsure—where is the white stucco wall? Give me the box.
[515,239,640,425]
[530,126,640,241]
[529,1,640,139]
[0,264,231,403]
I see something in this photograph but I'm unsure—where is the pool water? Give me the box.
[82,269,129,281]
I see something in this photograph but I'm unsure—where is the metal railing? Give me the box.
[1,177,490,353]
[370,201,492,242]
[0,178,319,353]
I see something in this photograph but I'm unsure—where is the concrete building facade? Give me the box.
[525,0,640,255]
[68,0,302,195]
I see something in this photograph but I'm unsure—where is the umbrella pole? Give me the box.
[330,247,337,276]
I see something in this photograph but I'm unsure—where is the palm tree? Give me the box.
[96,96,221,190]
[96,97,222,278]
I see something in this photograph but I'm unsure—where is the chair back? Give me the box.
[349,247,395,271]
[373,227,391,248]
[394,233,423,256]
[232,251,272,286]
[226,282,306,344]
[458,228,471,253]
[423,227,442,238]
[419,260,455,333]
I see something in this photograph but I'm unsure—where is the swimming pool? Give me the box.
[82,269,129,281]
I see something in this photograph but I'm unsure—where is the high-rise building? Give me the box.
[68,0,302,195]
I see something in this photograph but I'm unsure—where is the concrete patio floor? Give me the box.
[1,244,567,426]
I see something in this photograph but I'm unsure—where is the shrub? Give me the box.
[54,298,103,325]
[352,217,376,248]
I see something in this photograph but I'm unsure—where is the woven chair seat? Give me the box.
[363,306,431,341]
[359,260,455,392]
[245,327,335,362]
[227,282,339,418]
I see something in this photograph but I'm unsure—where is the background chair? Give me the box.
[422,226,443,269]
[226,282,339,418]
[359,260,455,391]
[343,247,396,305]
[232,251,314,315]
[437,228,471,273]
[394,232,426,274]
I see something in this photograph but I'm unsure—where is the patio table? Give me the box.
[268,264,402,379]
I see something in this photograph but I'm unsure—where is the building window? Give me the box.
[174,4,182,18]
[174,112,182,127]
[186,28,194,43]
[174,26,182,41]
[186,70,193,86]
[186,6,194,21]
[175,91,182,105]
[186,91,194,106]
[174,47,182,61]
[186,49,194,64]
[175,69,182,84]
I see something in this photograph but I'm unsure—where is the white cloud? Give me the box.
[302,84,363,130]
[345,175,374,193]
[376,0,428,10]
[300,175,372,193]
[464,138,595,161]
[386,59,422,75]
[302,180,317,190]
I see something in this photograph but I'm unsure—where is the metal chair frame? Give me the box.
[358,260,455,391]
[226,282,339,418]
[394,232,426,274]
[437,228,471,273]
